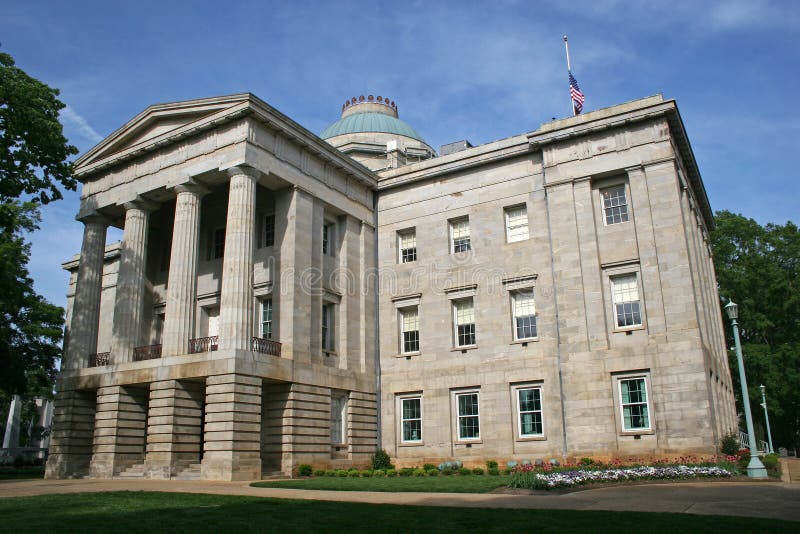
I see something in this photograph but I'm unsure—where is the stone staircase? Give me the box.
[261,471,289,480]
[175,463,202,480]
[116,462,145,479]
[780,458,800,483]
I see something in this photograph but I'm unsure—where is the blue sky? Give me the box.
[2,0,799,310]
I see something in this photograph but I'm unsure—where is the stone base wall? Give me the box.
[89,385,149,478]
[45,389,97,479]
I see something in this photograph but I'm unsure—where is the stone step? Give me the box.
[175,463,202,480]
[116,463,146,479]
[261,471,289,480]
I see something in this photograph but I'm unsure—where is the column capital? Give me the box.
[76,211,110,226]
[121,196,159,213]
[226,165,261,180]
[173,178,210,197]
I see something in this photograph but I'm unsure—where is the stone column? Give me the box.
[111,200,154,363]
[65,215,107,370]
[2,395,21,449]
[163,182,208,356]
[44,389,97,479]
[219,166,259,351]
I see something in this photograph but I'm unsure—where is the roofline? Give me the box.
[73,93,379,189]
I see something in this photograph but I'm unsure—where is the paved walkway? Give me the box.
[1,478,798,522]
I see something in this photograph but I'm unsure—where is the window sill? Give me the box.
[515,435,547,442]
[613,325,645,334]
[399,441,424,447]
[451,345,478,352]
[620,429,654,437]
[455,439,483,446]
[395,351,421,359]
[510,338,538,345]
[322,350,338,358]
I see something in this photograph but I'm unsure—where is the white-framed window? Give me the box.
[260,298,273,340]
[322,302,336,351]
[602,185,630,225]
[449,217,471,253]
[400,395,422,443]
[262,214,275,247]
[455,391,480,440]
[212,227,225,259]
[505,205,529,242]
[453,298,476,347]
[330,391,348,444]
[322,221,335,256]
[398,229,417,263]
[618,376,651,431]
[400,306,420,354]
[511,289,537,340]
[516,386,543,437]
[611,274,642,328]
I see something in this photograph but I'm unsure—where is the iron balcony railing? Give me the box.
[188,336,218,354]
[251,337,281,356]
[88,352,111,367]
[133,344,162,361]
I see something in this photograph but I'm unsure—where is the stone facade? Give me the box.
[46,93,735,480]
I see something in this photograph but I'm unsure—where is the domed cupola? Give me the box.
[321,95,435,171]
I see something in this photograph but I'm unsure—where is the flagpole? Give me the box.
[564,35,575,116]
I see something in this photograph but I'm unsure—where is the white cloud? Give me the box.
[60,105,103,145]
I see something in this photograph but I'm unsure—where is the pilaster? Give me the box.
[65,215,107,370]
[89,385,149,478]
[44,389,97,479]
[219,166,258,351]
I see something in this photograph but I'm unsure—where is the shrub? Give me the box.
[720,432,740,456]
[313,469,326,477]
[486,460,498,470]
[502,468,512,475]
[324,469,337,477]
[360,469,373,477]
[427,469,439,476]
[399,467,415,477]
[297,464,313,477]
[423,463,437,471]
[348,469,360,477]
[336,469,348,477]
[441,468,453,476]
[386,469,397,477]
[762,453,779,469]
[373,469,385,477]
[472,467,484,475]
[371,448,394,470]
[413,468,426,477]
[458,467,471,476]
[580,457,595,466]
[488,467,500,476]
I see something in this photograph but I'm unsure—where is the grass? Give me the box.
[251,475,511,493]
[0,466,45,480]
[0,492,796,533]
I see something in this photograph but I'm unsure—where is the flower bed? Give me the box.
[509,464,733,490]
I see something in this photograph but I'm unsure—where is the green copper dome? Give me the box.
[321,112,426,143]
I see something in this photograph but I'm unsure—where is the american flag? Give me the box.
[569,71,585,114]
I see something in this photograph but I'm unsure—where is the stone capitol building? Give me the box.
[45,92,737,481]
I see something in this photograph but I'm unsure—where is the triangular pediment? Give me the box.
[75,93,253,172]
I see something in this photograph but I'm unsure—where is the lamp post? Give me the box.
[725,300,768,478]
[760,384,774,454]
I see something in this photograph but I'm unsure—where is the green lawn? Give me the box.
[0,492,796,533]
[251,475,511,493]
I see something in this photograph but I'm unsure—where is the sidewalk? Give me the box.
[1,478,798,522]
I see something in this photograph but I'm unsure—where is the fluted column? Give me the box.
[111,200,154,362]
[163,182,208,356]
[65,215,107,370]
[219,166,258,351]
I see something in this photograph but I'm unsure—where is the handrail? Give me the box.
[251,337,281,356]
[133,344,162,361]
[88,352,111,367]
[188,336,218,354]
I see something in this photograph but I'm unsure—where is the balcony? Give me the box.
[251,337,281,356]
[188,336,218,354]
[133,344,162,361]
[88,352,111,367]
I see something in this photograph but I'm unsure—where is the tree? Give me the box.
[711,210,800,451]
[0,51,77,400]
